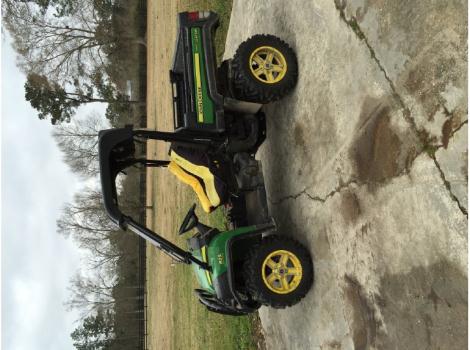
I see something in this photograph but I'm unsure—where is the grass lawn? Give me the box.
[146,1,263,349]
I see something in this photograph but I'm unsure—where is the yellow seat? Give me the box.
[168,161,213,213]
[170,150,221,208]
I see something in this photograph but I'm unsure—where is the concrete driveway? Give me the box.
[224,1,467,349]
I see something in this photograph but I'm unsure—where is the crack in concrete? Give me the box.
[273,151,467,219]
[333,0,421,141]
[334,0,467,218]
[270,188,325,205]
[271,179,359,205]
[430,154,468,217]
[323,179,359,201]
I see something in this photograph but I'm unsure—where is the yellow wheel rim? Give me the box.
[261,249,303,294]
[249,46,287,84]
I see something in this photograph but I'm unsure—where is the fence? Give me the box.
[136,0,148,347]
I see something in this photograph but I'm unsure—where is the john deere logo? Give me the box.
[193,27,200,44]
[217,253,224,265]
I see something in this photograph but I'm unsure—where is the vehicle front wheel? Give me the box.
[244,235,313,308]
[231,34,298,103]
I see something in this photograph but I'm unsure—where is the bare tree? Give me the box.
[4,1,147,124]
[57,185,120,271]
[57,183,145,269]
[66,271,116,317]
[52,113,109,177]
[3,0,146,86]
[3,0,103,85]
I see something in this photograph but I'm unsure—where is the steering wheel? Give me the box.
[178,203,198,235]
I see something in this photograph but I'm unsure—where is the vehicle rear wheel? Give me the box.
[231,34,298,103]
[244,235,313,308]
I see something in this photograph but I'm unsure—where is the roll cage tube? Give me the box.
[98,126,216,270]
[125,217,211,270]
[133,129,224,145]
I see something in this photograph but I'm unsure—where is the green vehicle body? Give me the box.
[171,10,225,134]
[190,27,215,125]
[191,226,256,293]
[98,10,309,316]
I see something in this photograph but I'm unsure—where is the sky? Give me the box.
[1,34,106,349]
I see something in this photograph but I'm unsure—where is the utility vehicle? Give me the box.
[98,11,313,315]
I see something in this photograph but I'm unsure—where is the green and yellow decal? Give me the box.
[201,246,213,286]
[191,245,215,293]
[191,27,215,124]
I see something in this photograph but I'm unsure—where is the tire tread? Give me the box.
[231,34,298,103]
[243,235,313,308]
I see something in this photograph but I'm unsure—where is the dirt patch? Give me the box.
[340,190,361,225]
[293,97,332,153]
[320,340,342,349]
[343,275,381,350]
[441,111,465,149]
[294,121,307,150]
[441,117,454,148]
[250,313,267,350]
[461,150,468,179]
[145,0,178,347]
[352,99,399,182]
[350,97,417,188]
[377,260,467,350]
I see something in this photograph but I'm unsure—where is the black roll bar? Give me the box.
[124,217,211,270]
[133,129,224,146]
[98,126,216,271]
